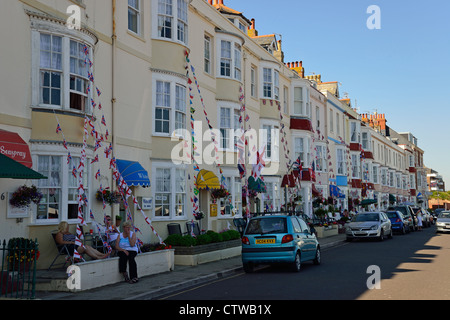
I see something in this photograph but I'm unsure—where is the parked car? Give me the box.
[385,210,408,234]
[241,214,321,273]
[345,212,393,241]
[436,211,450,233]
[389,205,416,232]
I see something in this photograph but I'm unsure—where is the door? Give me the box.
[298,217,316,259]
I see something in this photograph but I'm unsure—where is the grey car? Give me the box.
[436,211,450,233]
[346,212,393,241]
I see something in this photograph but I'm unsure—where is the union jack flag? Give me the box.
[95,169,101,180]
[56,123,62,134]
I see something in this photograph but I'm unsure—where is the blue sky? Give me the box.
[226,0,450,189]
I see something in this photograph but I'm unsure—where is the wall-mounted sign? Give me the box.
[210,204,217,217]
[141,197,153,210]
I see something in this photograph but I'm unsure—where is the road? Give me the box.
[158,225,450,301]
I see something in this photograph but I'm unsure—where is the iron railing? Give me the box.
[0,238,38,299]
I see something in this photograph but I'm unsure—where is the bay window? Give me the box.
[217,35,243,81]
[156,0,189,44]
[293,86,310,117]
[315,145,326,172]
[34,31,93,113]
[153,75,187,136]
[294,137,310,168]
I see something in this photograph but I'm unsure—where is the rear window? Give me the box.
[245,217,288,235]
[393,207,407,216]
[438,212,450,219]
[386,211,399,219]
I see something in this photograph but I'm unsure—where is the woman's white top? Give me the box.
[118,231,138,252]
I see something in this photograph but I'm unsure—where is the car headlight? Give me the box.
[370,225,379,230]
[437,222,445,226]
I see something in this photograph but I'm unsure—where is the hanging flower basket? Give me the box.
[193,211,205,221]
[211,188,229,199]
[95,189,121,205]
[9,185,43,208]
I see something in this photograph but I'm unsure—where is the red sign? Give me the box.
[0,129,33,168]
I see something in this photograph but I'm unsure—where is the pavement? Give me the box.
[35,233,347,300]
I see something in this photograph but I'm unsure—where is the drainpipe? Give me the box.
[111,0,117,193]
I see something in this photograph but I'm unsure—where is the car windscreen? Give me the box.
[352,214,380,222]
[386,212,399,219]
[438,212,450,219]
[245,217,287,235]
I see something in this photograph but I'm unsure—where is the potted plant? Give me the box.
[9,185,43,208]
[7,238,40,272]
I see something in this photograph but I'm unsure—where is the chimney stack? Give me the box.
[247,18,258,37]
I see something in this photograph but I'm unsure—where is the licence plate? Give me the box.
[256,239,276,244]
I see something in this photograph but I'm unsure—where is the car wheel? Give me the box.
[313,247,321,265]
[378,230,384,241]
[388,228,393,239]
[243,263,254,273]
[292,252,301,272]
[401,225,406,235]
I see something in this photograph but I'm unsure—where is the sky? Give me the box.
[226,0,450,190]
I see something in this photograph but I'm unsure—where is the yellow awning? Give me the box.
[196,169,221,190]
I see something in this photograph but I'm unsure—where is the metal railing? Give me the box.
[0,238,38,299]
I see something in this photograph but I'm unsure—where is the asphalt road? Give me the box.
[159,225,450,301]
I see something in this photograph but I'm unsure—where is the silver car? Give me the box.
[436,211,450,233]
[346,212,393,241]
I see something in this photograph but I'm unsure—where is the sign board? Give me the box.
[210,204,217,217]
[141,197,153,210]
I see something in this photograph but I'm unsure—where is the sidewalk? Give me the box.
[35,233,346,300]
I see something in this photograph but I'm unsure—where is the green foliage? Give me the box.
[163,229,241,247]
[195,233,212,245]
[164,234,197,247]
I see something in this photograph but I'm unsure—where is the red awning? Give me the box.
[0,129,32,168]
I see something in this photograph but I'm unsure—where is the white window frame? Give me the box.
[260,121,280,162]
[204,34,212,75]
[152,162,187,220]
[336,147,346,175]
[153,0,189,45]
[351,154,360,179]
[350,121,361,143]
[128,0,141,35]
[315,144,327,173]
[218,102,240,151]
[262,178,281,212]
[152,73,187,137]
[372,164,379,184]
[216,34,243,81]
[31,21,95,114]
[31,148,92,225]
[251,66,257,98]
[293,136,311,168]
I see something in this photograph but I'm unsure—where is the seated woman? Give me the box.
[115,221,139,284]
[55,221,109,260]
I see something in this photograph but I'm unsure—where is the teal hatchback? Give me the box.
[241,215,321,272]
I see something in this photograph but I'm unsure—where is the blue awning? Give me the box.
[116,159,150,187]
